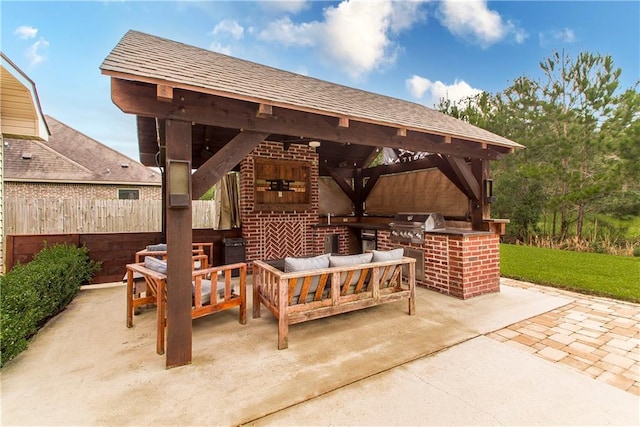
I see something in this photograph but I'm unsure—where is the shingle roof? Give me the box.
[4,115,161,185]
[100,30,523,150]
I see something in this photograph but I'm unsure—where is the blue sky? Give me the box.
[2,0,639,162]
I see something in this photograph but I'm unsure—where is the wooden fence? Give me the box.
[5,199,217,234]
[6,229,243,283]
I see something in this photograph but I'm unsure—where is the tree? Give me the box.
[438,50,638,242]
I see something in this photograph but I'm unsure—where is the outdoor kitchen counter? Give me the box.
[312,222,390,229]
[424,228,494,236]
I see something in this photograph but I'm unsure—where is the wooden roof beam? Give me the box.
[109,78,504,161]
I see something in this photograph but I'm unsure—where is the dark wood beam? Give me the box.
[471,158,490,230]
[164,119,193,369]
[361,156,437,178]
[430,154,468,196]
[110,78,506,161]
[191,131,269,199]
[445,155,481,201]
[354,168,364,217]
[361,168,383,200]
[326,167,356,202]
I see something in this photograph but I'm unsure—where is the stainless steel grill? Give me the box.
[389,212,446,244]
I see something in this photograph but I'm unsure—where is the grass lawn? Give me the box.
[500,244,640,303]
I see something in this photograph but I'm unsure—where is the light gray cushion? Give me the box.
[284,253,330,273]
[329,253,373,293]
[328,253,373,268]
[146,243,167,252]
[371,248,404,262]
[144,256,167,274]
[193,279,233,306]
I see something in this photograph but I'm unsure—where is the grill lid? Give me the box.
[390,212,446,231]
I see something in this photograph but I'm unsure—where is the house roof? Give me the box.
[4,115,161,185]
[100,30,523,152]
[1,52,50,141]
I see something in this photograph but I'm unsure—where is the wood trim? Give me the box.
[156,85,173,102]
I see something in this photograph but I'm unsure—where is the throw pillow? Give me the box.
[371,248,404,262]
[144,256,167,274]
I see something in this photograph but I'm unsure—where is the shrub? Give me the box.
[0,244,100,367]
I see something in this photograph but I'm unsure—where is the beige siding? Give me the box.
[5,181,161,200]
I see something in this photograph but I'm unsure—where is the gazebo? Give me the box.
[101,30,523,367]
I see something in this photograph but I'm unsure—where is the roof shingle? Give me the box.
[100,30,523,150]
[5,115,161,185]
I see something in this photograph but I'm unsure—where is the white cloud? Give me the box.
[539,28,576,47]
[209,42,232,55]
[15,25,38,39]
[258,0,427,79]
[260,0,309,14]
[406,74,482,108]
[438,0,527,48]
[212,19,244,40]
[259,16,319,46]
[26,38,49,67]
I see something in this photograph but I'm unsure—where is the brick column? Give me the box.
[239,142,320,264]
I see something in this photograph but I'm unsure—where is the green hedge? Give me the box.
[0,244,100,367]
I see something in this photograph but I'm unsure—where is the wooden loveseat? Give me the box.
[253,249,416,349]
[125,256,247,355]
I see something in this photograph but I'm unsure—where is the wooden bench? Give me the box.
[253,253,416,349]
[125,259,247,354]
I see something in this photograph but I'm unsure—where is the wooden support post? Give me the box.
[164,119,193,368]
[354,168,364,217]
[471,158,489,231]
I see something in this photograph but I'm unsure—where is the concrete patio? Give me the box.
[1,278,638,426]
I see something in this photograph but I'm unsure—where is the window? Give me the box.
[118,188,139,200]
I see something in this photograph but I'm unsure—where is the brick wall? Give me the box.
[240,141,320,263]
[378,229,500,299]
[5,182,161,200]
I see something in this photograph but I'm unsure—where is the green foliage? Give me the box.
[0,244,100,367]
[500,244,640,302]
[199,186,216,201]
[438,50,639,245]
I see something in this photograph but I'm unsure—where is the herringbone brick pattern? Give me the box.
[261,220,306,260]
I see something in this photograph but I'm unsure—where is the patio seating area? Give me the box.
[1,278,638,426]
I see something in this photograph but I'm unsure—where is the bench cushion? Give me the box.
[371,248,404,262]
[284,253,330,273]
[193,279,231,306]
[144,256,167,274]
[329,253,373,291]
[328,253,373,267]
[146,243,167,252]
